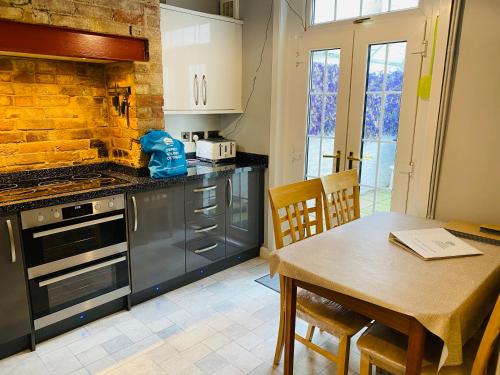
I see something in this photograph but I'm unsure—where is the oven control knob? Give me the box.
[37,214,44,222]
[53,211,60,219]
[108,201,114,208]
[95,203,101,210]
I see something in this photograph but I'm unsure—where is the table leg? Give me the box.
[284,277,297,375]
[406,319,426,374]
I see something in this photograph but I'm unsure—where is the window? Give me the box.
[358,42,407,215]
[312,0,419,25]
[305,49,341,180]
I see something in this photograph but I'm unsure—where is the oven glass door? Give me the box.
[29,255,129,322]
[23,211,126,269]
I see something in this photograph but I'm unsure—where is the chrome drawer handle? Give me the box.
[193,185,217,193]
[131,196,138,232]
[33,214,124,238]
[6,219,16,263]
[194,243,218,254]
[38,256,127,287]
[195,224,218,233]
[194,205,217,213]
[194,74,199,105]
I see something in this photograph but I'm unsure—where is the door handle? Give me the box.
[195,224,218,233]
[194,205,218,213]
[323,150,342,173]
[193,74,199,105]
[202,75,207,106]
[194,243,218,254]
[347,151,373,169]
[131,196,138,232]
[193,185,217,193]
[6,219,16,263]
[227,178,233,207]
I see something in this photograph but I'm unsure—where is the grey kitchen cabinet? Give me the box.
[226,169,264,257]
[128,186,186,293]
[0,214,32,345]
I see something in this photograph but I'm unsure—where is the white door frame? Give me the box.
[346,15,426,213]
[266,0,452,251]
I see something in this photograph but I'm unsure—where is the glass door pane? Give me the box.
[359,42,406,215]
[305,49,341,179]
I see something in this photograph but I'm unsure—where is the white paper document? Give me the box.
[389,228,483,260]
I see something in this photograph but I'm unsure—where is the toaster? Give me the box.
[196,139,236,162]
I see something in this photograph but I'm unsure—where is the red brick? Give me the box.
[0,59,13,71]
[0,96,12,106]
[13,72,35,83]
[0,132,24,143]
[36,73,55,83]
[14,96,34,107]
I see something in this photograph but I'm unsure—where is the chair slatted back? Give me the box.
[268,179,324,249]
[321,169,360,230]
[471,294,500,375]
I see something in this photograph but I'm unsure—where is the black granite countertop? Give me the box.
[0,152,268,215]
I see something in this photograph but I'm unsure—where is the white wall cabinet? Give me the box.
[160,5,243,114]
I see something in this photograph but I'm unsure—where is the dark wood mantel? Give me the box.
[0,20,148,62]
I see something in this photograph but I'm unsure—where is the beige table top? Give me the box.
[269,212,500,368]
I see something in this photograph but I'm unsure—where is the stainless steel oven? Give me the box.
[21,194,130,330]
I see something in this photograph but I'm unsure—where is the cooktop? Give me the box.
[0,172,130,204]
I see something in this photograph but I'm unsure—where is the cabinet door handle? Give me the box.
[132,196,138,232]
[202,75,207,106]
[193,74,199,105]
[193,185,217,193]
[194,243,218,254]
[6,219,16,263]
[227,178,233,207]
[194,205,218,213]
[195,224,218,233]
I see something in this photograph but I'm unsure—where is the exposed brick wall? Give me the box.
[0,0,164,171]
[0,57,110,171]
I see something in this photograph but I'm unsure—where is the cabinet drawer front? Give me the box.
[186,215,225,246]
[185,178,226,220]
[186,237,226,272]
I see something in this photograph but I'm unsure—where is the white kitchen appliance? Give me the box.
[196,139,236,162]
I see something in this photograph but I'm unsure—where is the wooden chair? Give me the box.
[269,178,370,375]
[321,169,361,230]
[357,294,500,375]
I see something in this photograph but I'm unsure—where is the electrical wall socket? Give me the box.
[191,131,205,142]
[181,132,190,142]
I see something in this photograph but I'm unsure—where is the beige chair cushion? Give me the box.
[296,289,371,337]
[357,323,478,375]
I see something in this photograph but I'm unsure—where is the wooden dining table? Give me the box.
[268,212,500,375]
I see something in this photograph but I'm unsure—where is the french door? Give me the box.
[300,14,426,215]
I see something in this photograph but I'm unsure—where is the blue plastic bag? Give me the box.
[140,130,187,178]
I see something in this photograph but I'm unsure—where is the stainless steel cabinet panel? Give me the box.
[128,186,186,292]
[226,170,264,257]
[186,236,226,272]
[185,177,226,221]
[186,214,225,247]
[0,214,31,344]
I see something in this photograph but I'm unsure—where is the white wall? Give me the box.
[434,0,500,224]
[220,0,274,156]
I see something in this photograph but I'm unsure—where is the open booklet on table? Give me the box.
[389,227,483,260]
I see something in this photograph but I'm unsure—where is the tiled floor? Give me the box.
[0,257,362,375]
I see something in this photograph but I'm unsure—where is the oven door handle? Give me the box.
[38,256,127,287]
[32,214,124,239]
